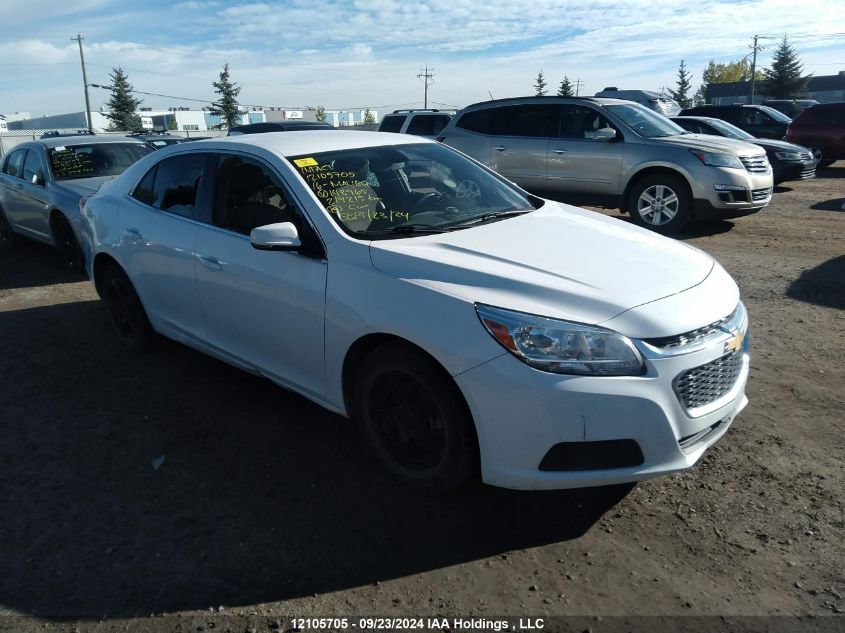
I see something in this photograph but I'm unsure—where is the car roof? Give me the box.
[230,121,334,133]
[187,130,432,156]
[36,135,150,149]
[461,96,631,110]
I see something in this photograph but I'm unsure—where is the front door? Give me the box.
[194,152,328,398]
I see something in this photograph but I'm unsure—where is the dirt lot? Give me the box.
[0,164,843,633]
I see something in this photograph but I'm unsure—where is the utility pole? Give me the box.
[748,34,761,104]
[417,66,434,109]
[72,33,94,133]
[574,78,584,96]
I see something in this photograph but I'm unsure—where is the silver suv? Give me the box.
[438,97,773,233]
[378,109,453,139]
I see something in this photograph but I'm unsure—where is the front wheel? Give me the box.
[810,147,835,169]
[51,215,85,272]
[0,206,21,250]
[101,265,157,352]
[627,174,693,234]
[353,344,479,492]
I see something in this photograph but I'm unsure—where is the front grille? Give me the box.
[739,154,769,174]
[799,167,816,179]
[751,187,771,202]
[645,309,736,349]
[674,350,744,411]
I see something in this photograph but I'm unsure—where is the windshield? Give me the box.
[704,118,754,140]
[651,99,681,116]
[758,105,793,124]
[606,103,686,138]
[48,142,152,180]
[288,143,537,239]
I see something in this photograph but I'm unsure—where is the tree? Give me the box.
[557,76,574,97]
[533,70,547,96]
[315,106,327,124]
[104,67,142,131]
[363,108,376,125]
[761,36,808,98]
[208,63,242,129]
[694,58,765,105]
[669,60,693,109]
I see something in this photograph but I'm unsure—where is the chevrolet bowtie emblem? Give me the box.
[724,328,745,354]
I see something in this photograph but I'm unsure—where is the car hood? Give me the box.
[747,138,810,154]
[368,202,716,329]
[55,175,118,198]
[659,133,764,156]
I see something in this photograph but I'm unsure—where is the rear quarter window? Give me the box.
[378,115,407,133]
[406,115,451,136]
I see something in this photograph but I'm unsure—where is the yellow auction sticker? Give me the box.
[293,157,318,167]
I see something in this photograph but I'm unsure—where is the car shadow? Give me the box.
[809,198,845,212]
[815,163,844,178]
[0,240,86,291]
[0,300,631,618]
[786,255,845,309]
[773,185,794,193]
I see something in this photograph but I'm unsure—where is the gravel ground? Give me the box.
[0,163,842,633]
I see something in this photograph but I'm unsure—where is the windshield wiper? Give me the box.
[364,223,454,237]
[442,209,532,228]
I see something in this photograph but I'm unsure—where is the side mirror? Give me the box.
[591,127,618,141]
[32,172,45,186]
[250,222,301,251]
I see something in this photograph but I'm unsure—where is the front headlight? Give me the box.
[689,149,744,170]
[475,304,645,376]
[774,151,802,161]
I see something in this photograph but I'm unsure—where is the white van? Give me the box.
[594,88,681,116]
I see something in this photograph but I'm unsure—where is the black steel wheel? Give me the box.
[353,344,479,491]
[101,265,156,352]
[51,215,85,272]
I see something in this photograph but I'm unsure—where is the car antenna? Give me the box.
[488,90,495,101]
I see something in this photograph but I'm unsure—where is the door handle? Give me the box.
[493,145,508,152]
[552,149,568,154]
[197,254,223,271]
[124,228,142,242]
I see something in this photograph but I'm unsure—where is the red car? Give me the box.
[786,102,845,168]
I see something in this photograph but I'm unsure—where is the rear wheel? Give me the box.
[51,215,85,272]
[0,206,21,250]
[352,344,479,492]
[101,265,156,352]
[627,173,693,234]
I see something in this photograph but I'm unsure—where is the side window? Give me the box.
[379,115,407,133]
[22,150,45,183]
[456,108,497,134]
[406,114,451,136]
[558,105,614,139]
[722,108,743,124]
[3,149,27,179]
[150,153,207,218]
[211,154,322,256]
[131,165,158,206]
[489,105,560,137]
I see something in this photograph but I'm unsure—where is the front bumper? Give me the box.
[456,312,750,490]
[689,165,773,218]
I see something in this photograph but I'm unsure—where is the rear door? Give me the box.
[547,104,625,195]
[0,148,31,232]
[487,104,560,189]
[16,147,51,238]
[119,153,211,342]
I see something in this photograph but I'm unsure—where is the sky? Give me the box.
[1,0,844,118]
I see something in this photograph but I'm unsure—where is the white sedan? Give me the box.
[80,131,750,491]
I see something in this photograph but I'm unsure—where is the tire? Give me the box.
[0,205,22,250]
[627,173,693,234]
[810,147,835,169]
[352,343,479,492]
[51,214,85,273]
[100,265,157,353]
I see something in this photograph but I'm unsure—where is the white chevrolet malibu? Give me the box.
[80,131,749,491]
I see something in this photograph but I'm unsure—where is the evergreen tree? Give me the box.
[761,36,808,98]
[104,67,142,131]
[534,70,547,96]
[557,76,574,97]
[363,108,376,125]
[208,63,242,129]
[315,106,327,124]
[669,60,693,109]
